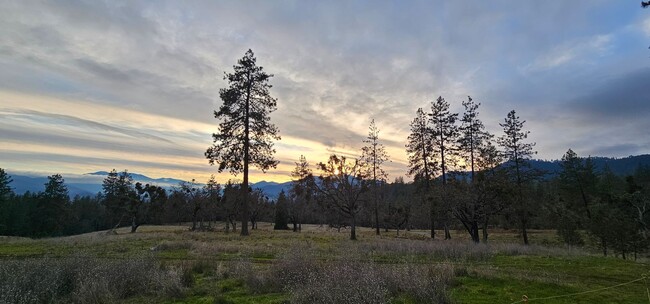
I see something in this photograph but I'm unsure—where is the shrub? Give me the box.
[0,255,183,304]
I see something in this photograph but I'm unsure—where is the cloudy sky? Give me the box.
[1,0,649,183]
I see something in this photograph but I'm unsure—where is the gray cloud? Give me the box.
[1,108,173,143]
[568,68,650,121]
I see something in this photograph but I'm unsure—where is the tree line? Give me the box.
[0,169,276,237]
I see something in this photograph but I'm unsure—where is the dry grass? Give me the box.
[0,255,184,304]
[0,223,607,303]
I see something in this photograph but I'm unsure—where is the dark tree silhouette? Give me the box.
[289,155,314,232]
[454,96,493,243]
[429,96,459,240]
[406,108,438,238]
[559,149,597,220]
[497,110,536,245]
[458,96,491,182]
[0,168,12,201]
[37,174,69,236]
[205,49,280,236]
[360,119,390,235]
[176,179,206,231]
[102,169,139,233]
[274,190,290,230]
[317,155,369,240]
[643,1,650,8]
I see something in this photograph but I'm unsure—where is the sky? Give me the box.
[1,0,649,183]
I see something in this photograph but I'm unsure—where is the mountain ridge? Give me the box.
[5,154,649,198]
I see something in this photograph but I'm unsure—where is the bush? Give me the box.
[272,249,454,304]
[0,255,183,304]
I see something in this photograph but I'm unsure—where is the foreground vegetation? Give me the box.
[1,224,648,304]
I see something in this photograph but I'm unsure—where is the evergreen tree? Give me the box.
[0,169,13,235]
[221,180,241,232]
[360,119,390,235]
[203,175,222,228]
[559,149,597,220]
[0,168,12,201]
[429,96,459,240]
[497,110,536,245]
[102,170,138,232]
[274,190,290,230]
[458,96,491,181]
[289,155,314,232]
[36,174,69,236]
[406,107,437,238]
[206,49,281,236]
[453,96,493,243]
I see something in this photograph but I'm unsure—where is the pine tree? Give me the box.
[206,49,280,236]
[454,96,494,243]
[360,119,390,235]
[559,149,597,220]
[102,169,138,232]
[0,169,13,235]
[289,155,314,232]
[274,190,290,230]
[37,174,69,236]
[429,96,459,240]
[0,168,12,201]
[406,108,437,238]
[497,110,536,245]
[458,96,491,181]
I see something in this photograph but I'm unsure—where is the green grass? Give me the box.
[452,255,650,304]
[1,224,648,303]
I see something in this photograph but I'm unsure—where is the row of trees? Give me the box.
[0,168,276,238]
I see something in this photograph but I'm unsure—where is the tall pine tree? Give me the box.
[206,49,281,236]
[497,110,536,245]
[429,96,459,240]
[360,119,390,235]
[406,108,437,238]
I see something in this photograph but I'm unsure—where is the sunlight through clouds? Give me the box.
[1,1,649,182]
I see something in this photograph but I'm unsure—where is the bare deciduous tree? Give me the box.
[316,155,369,240]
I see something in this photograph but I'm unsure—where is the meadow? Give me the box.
[1,224,648,304]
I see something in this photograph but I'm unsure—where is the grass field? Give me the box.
[1,224,649,303]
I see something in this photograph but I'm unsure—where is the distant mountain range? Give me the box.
[7,171,292,199]
[526,154,650,177]
[6,154,650,199]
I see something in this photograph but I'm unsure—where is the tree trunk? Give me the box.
[241,174,249,236]
[430,197,436,239]
[521,218,529,245]
[482,217,489,243]
[191,210,198,231]
[241,72,251,237]
[350,215,357,240]
[130,215,138,233]
[374,181,380,236]
[444,220,452,240]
